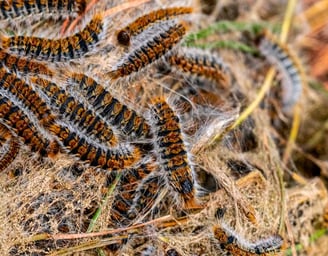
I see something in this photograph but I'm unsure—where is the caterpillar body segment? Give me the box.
[0,48,54,76]
[0,122,20,172]
[0,93,58,157]
[0,69,55,126]
[258,30,305,111]
[1,14,104,62]
[68,73,151,140]
[213,225,283,255]
[31,77,118,147]
[47,123,141,171]
[116,7,192,45]
[109,21,187,80]
[149,97,197,208]
[0,0,86,21]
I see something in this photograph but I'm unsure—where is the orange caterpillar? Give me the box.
[1,13,103,62]
[0,93,59,157]
[258,30,305,111]
[213,225,283,255]
[32,77,118,147]
[0,69,55,126]
[166,47,231,88]
[116,7,192,46]
[108,21,187,80]
[0,0,86,21]
[68,73,151,140]
[150,97,197,208]
[109,160,157,225]
[47,122,141,171]
[0,48,54,76]
[0,122,20,172]
[127,174,163,220]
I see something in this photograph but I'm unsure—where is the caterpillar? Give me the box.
[31,77,118,147]
[68,73,151,140]
[0,48,54,76]
[0,0,86,21]
[1,13,104,62]
[108,21,187,80]
[47,122,141,171]
[258,30,305,111]
[166,47,231,89]
[149,97,197,209]
[116,7,192,45]
[213,225,283,255]
[110,161,157,226]
[0,122,20,172]
[0,68,56,126]
[0,93,59,157]
[127,174,164,221]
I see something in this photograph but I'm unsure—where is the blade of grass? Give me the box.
[87,172,122,233]
[285,229,328,256]
[184,21,279,44]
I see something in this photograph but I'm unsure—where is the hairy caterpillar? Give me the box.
[0,93,59,157]
[31,77,118,147]
[0,122,20,172]
[116,7,192,46]
[0,68,56,126]
[108,21,187,80]
[0,0,86,21]
[68,73,151,140]
[127,174,164,221]
[1,13,104,62]
[258,30,305,111]
[0,48,54,76]
[213,225,283,255]
[110,161,157,225]
[149,97,197,208]
[166,47,231,89]
[47,122,141,171]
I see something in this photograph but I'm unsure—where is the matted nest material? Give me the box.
[286,178,328,248]
[0,0,328,255]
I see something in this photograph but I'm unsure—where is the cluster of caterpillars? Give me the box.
[0,1,301,255]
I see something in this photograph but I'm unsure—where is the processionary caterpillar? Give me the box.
[0,68,56,126]
[166,47,231,88]
[258,30,305,111]
[0,122,20,172]
[213,225,283,255]
[32,77,118,147]
[116,7,192,46]
[0,0,86,21]
[0,93,58,157]
[1,13,104,62]
[150,97,197,208]
[110,160,157,225]
[68,73,151,140]
[47,122,141,171]
[109,21,187,80]
[0,48,54,76]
